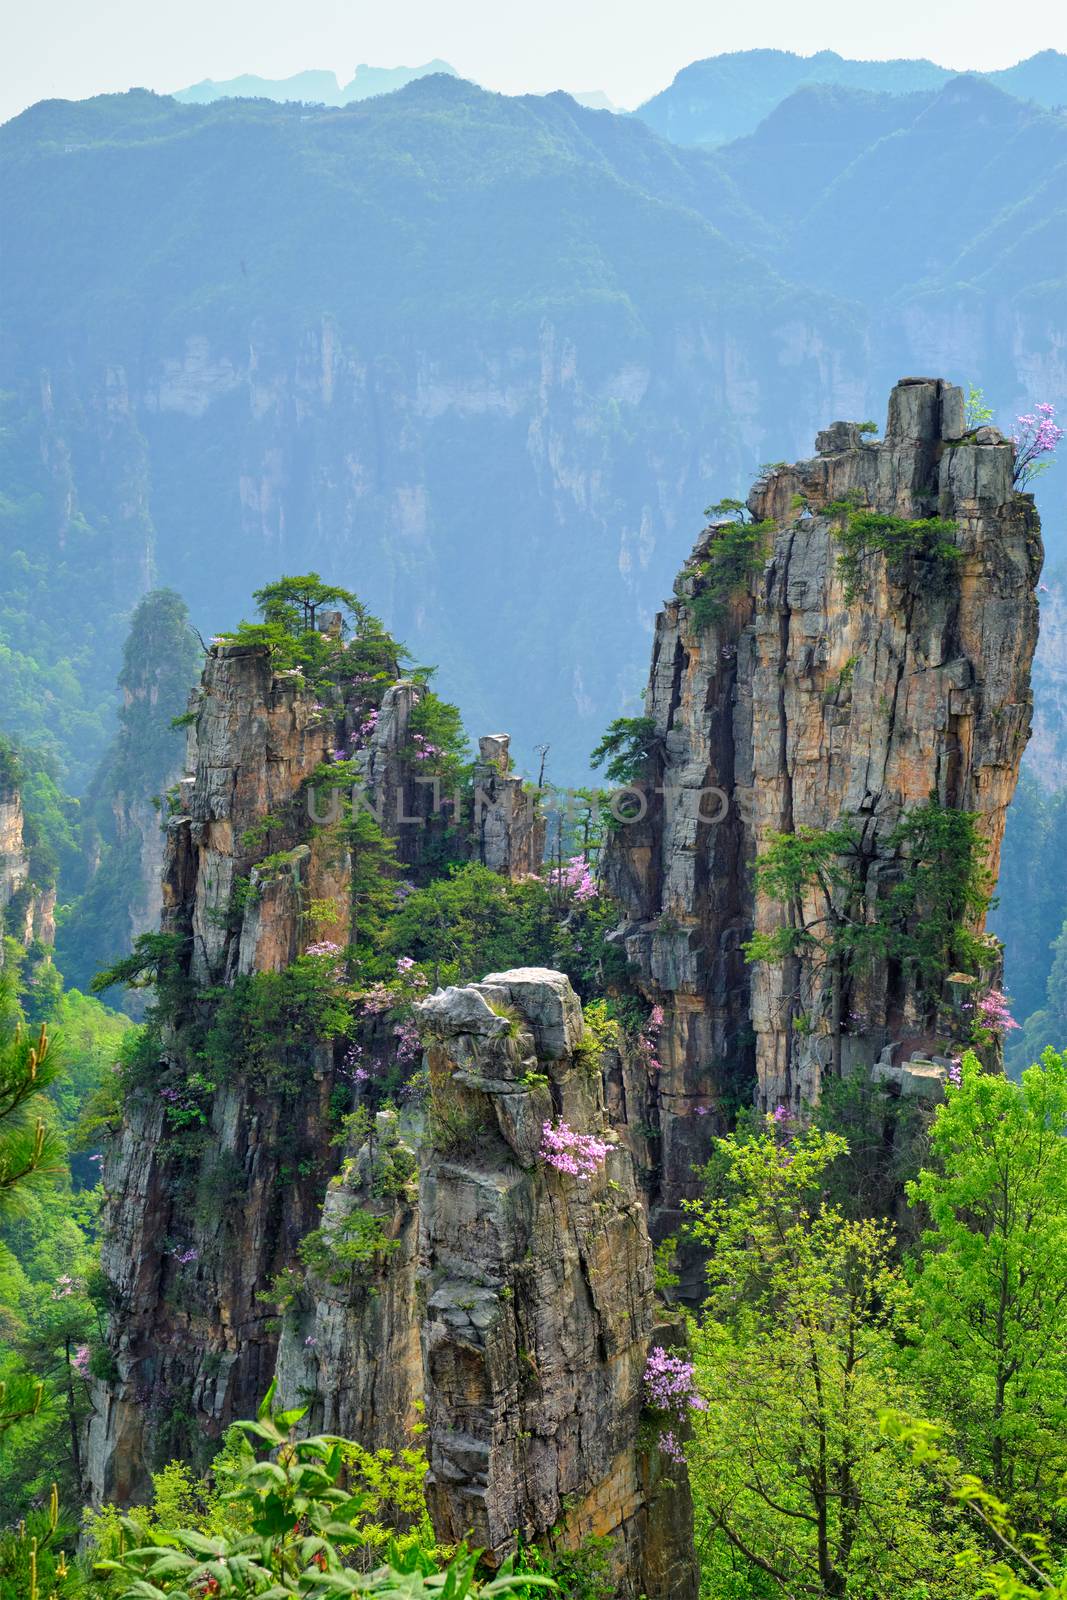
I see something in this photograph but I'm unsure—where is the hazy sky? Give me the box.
[4,0,1067,125]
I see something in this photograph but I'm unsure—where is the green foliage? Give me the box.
[888,1412,1067,1600]
[589,716,658,787]
[0,990,63,1212]
[652,1233,680,1302]
[685,1122,970,1600]
[0,737,81,898]
[834,508,961,602]
[200,950,357,1091]
[219,572,406,698]
[703,497,750,522]
[744,802,991,1031]
[253,573,364,634]
[908,1050,1067,1513]
[90,931,188,999]
[298,1211,400,1285]
[511,1534,616,1598]
[381,862,625,1005]
[689,519,772,631]
[87,1386,555,1597]
[813,1067,929,1232]
[876,799,992,996]
[965,386,996,428]
[407,690,471,786]
[345,810,401,962]
[743,822,861,966]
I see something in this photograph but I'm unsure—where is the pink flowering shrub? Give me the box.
[1012,403,1064,488]
[635,1003,664,1074]
[977,988,1019,1033]
[644,1345,706,1460]
[347,707,380,752]
[539,1118,609,1180]
[548,854,598,902]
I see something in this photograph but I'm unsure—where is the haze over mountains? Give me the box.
[174,60,459,106]
[170,45,1067,142]
[635,45,1067,143]
[1,57,1065,792]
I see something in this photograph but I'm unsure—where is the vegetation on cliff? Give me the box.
[677,1051,1067,1600]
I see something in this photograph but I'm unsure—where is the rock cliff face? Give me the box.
[90,377,1038,1589]
[605,378,1042,1226]
[88,640,545,1501]
[0,775,56,947]
[414,967,696,1599]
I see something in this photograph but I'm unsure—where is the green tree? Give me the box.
[908,1049,1067,1514]
[589,716,659,787]
[684,1123,958,1599]
[253,572,364,634]
[877,800,991,999]
[744,823,862,1079]
[0,981,62,1211]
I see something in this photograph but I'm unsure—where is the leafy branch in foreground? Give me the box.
[0,982,63,1208]
[886,1412,1067,1599]
[92,1382,556,1598]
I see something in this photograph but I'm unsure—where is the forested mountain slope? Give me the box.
[1,72,1063,788]
[635,45,1067,146]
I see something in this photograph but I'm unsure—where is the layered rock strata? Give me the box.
[88,641,542,1501]
[605,377,1041,1225]
[0,774,56,947]
[415,967,697,1599]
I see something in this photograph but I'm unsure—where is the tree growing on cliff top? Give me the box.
[253,573,363,634]
[222,573,406,688]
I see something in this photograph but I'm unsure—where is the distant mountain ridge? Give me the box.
[635,46,1067,145]
[0,70,1064,789]
[174,59,458,106]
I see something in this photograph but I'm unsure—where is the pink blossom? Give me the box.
[360,983,394,1015]
[636,1004,665,1073]
[978,988,1019,1033]
[1012,403,1064,488]
[394,1021,422,1064]
[306,940,342,957]
[539,1119,609,1180]
[51,1274,75,1300]
[644,1346,705,1416]
[72,1345,90,1376]
[547,854,598,902]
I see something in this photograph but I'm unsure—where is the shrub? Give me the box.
[689,520,772,631]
